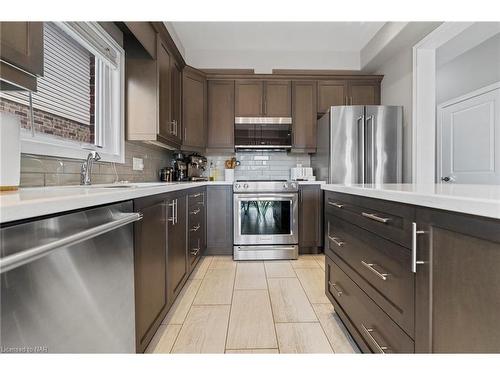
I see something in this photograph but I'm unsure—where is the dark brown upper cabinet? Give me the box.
[317,80,348,113]
[348,80,380,105]
[292,80,317,152]
[0,22,43,91]
[235,80,291,117]
[264,80,292,116]
[182,66,206,151]
[170,58,183,146]
[158,39,173,143]
[207,80,235,151]
[235,80,263,116]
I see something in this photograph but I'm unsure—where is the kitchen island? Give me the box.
[321,183,500,353]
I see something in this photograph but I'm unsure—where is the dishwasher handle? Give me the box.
[0,212,142,274]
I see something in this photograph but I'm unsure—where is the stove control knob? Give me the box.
[291,182,297,189]
[243,183,249,189]
[235,184,241,189]
[283,183,288,189]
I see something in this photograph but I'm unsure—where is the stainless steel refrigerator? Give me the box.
[311,106,403,184]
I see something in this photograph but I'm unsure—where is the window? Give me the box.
[0,22,125,163]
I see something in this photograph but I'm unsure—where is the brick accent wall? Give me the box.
[0,97,93,143]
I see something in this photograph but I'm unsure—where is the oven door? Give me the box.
[233,193,298,245]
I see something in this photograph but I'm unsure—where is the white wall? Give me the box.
[375,47,414,182]
[436,33,500,105]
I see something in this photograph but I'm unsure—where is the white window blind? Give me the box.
[1,22,92,126]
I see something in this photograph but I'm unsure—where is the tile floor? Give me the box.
[146,254,359,354]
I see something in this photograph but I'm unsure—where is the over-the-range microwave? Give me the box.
[234,117,292,151]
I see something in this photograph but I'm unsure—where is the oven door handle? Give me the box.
[234,193,297,201]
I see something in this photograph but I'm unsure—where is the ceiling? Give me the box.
[167,22,385,73]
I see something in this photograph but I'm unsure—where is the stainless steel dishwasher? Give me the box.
[0,201,141,353]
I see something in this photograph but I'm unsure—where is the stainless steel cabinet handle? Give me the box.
[184,127,187,142]
[0,212,142,274]
[190,208,201,215]
[328,234,345,247]
[411,222,425,273]
[328,281,343,297]
[361,324,390,354]
[328,201,344,209]
[361,212,390,223]
[189,224,201,232]
[168,201,176,224]
[190,193,202,198]
[175,199,178,224]
[361,261,389,281]
[191,239,201,256]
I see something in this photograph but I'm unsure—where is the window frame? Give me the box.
[19,22,125,163]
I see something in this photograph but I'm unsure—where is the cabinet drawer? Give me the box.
[325,256,414,353]
[326,214,414,336]
[325,191,415,248]
[188,190,205,210]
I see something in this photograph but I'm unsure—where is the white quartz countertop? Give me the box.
[0,180,324,223]
[321,183,500,219]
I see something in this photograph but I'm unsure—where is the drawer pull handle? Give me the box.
[328,281,343,297]
[361,324,390,354]
[361,261,389,281]
[190,208,201,215]
[189,224,201,232]
[328,234,345,247]
[361,212,391,224]
[328,201,344,209]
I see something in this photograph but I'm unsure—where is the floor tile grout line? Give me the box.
[264,259,281,354]
[293,259,335,353]
[223,258,238,352]
[169,256,213,353]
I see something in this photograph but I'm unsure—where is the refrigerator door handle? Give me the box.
[366,115,375,183]
[358,115,365,184]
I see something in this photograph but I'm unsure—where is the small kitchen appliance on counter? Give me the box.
[290,165,315,181]
[173,152,187,181]
[233,180,299,260]
[186,153,208,181]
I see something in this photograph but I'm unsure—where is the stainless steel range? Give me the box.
[233,180,299,260]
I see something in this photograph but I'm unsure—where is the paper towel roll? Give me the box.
[0,113,21,190]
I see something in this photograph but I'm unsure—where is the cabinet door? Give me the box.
[235,80,263,116]
[317,80,347,113]
[207,80,235,150]
[0,22,43,76]
[206,186,233,255]
[415,208,500,353]
[134,198,168,352]
[182,68,206,150]
[264,80,291,116]
[299,185,322,251]
[292,80,317,151]
[158,40,172,141]
[170,58,183,145]
[348,80,380,105]
[167,193,188,301]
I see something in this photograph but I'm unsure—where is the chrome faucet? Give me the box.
[80,151,101,185]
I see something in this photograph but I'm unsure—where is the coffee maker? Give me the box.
[173,151,187,181]
[186,153,207,181]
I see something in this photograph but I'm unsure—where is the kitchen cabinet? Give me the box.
[348,80,380,105]
[134,194,169,353]
[414,207,500,353]
[317,80,348,113]
[0,21,43,91]
[235,80,291,117]
[126,28,183,149]
[298,185,322,253]
[182,66,206,151]
[292,80,317,152]
[324,190,500,353]
[206,185,233,255]
[207,80,235,151]
[167,190,188,302]
[187,188,206,270]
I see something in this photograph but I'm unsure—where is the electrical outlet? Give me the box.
[132,157,144,171]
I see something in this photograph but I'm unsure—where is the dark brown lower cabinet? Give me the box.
[167,190,188,302]
[206,185,233,255]
[298,185,322,253]
[134,194,168,353]
[187,188,206,270]
[415,207,500,353]
[323,190,500,353]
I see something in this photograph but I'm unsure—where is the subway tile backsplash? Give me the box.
[19,142,172,187]
[206,151,311,181]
